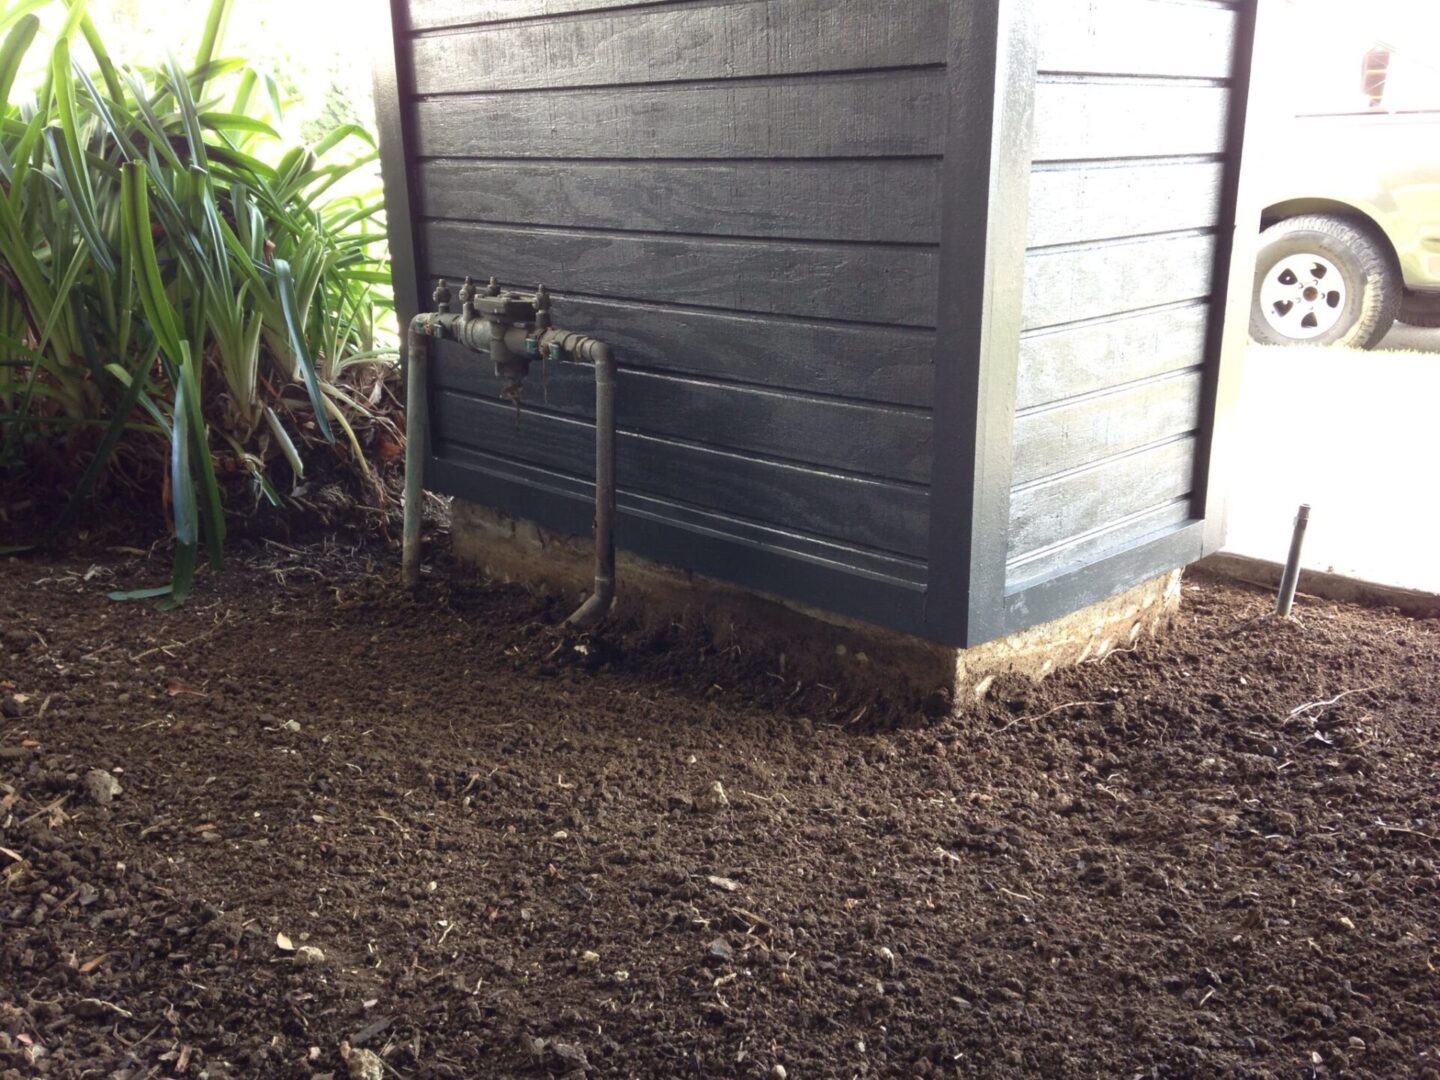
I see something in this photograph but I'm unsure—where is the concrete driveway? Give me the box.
[1222,323,1440,593]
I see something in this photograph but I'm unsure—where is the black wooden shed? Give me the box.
[375,0,1260,647]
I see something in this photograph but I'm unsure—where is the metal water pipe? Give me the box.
[401,277,617,629]
[1275,503,1310,618]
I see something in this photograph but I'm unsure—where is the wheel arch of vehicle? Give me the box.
[1261,196,1401,271]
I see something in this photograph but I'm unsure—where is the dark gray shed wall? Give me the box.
[387,0,945,635]
[375,0,1264,647]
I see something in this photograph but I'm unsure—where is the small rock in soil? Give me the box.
[706,937,735,964]
[770,1066,788,1080]
[83,768,123,806]
[342,1044,384,1080]
[0,694,21,718]
[283,719,302,733]
[295,945,326,967]
[547,1041,589,1073]
[696,780,729,812]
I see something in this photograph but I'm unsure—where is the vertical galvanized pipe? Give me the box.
[593,349,616,600]
[1275,503,1310,618]
[401,317,429,588]
[566,343,616,627]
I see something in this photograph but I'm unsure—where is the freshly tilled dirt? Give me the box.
[1,544,1437,1079]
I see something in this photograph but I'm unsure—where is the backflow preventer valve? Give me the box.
[401,276,617,629]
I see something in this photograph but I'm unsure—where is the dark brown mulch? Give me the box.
[1,542,1437,1079]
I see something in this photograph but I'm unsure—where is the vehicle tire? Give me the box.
[1398,290,1440,328]
[1250,214,1400,349]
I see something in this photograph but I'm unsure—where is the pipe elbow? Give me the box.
[546,330,611,367]
[565,591,613,630]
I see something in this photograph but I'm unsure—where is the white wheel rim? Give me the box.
[1260,253,1347,340]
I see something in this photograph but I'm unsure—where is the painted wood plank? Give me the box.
[410,0,676,30]
[1016,302,1209,410]
[1010,369,1203,486]
[431,391,931,557]
[1006,497,1194,586]
[1021,232,1215,332]
[1004,522,1206,635]
[428,452,931,634]
[1026,161,1226,248]
[1007,436,1196,559]
[411,0,947,95]
[432,445,929,586]
[411,69,945,159]
[1036,0,1238,79]
[419,159,943,245]
[430,342,934,483]
[530,296,934,407]
[421,222,939,326]
[1031,81,1230,162]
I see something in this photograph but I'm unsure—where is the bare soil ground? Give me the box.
[1,541,1438,1079]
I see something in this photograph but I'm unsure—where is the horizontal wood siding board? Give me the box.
[417,159,943,245]
[1035,0,1238,79]
[1031,82,1230,162]
[432,444,925,583]
[436,443,927,583]
[427,453,930,633]
[514,294,935,407]
[430,344,933,482]
[421,222,938,326]
[1005,497,1194,588]
[1002,520,1207,635]
[411,69,946,159]
[1022,233,1215,332]
[410,0,685,31]
[1010,370,1203,486]
[1007,436,1196,560]
[1026,161,1225,248]
[410,1,947,95]
[1015,302,1210,410]
[431,391,930,557]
